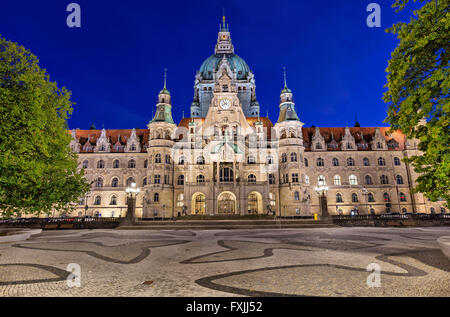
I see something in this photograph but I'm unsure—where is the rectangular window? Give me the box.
[154,175,161,184]
[292,173,299,183]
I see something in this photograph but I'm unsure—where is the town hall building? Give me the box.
[68,17,447,219]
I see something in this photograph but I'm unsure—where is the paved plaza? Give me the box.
[0,227,449,297]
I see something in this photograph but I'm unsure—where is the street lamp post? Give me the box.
[124,182,140,225]
[84,192,91,217]
[361,187,369,215]
[314,185,329,219]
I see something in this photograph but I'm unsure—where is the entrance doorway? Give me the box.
[191,193,206,215]
[218,192,236,214]
[247,192,263,214]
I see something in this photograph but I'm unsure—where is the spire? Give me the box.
[159,68,170,95]
[354,114,361,127]
[222,8,226,31]
[281,66,292,94]
[215,12,234,54]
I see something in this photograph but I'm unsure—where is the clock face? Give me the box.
[219,98,231,110]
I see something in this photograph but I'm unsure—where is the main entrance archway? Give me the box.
[191,192,206,215]
[248,191,263,214]
[218,192,236,215]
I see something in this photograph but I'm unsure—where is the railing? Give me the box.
[0,217,122,229]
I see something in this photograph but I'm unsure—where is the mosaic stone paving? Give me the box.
[0,227,449,297]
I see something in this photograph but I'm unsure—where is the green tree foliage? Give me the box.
[0,35,90,217]
[384,0,450,205]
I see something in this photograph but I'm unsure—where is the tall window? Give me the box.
[291,152,297,162]
[334,175,341,185]
[177,193,184,207]
[154,193,159,202]
[368,193,375,202]
[305,175,310,184]
[383,193,390,202]
[332,158,339,166]
[165,155,171,164]
[220,168,233,182]
[349,174,358,185]
[95,178,103,188]
[111,178,119,188]
[292,173,299,183]
[94,196,101,205]
[248,174,257,183]
[269,174,275,184]
[178,175,184,185]
[394,157,401,166]
[281,153,287,163]
[352,193,358,202]
[378,157,386,166]
[336,193,343,203]
[178,156,185,165]
[363,158,370,166]
[82,160,89,169]
[113,160,120,168]
[347,158,355,166]
[128,159,136,168]
[143,177,147,186]
[154,175,160,184]
[155,154,161,163]
[318,175,326,186]
[380,175,389,184]
[304,158,309,167]
[317,158,324,167]
[266,156,274,164]
[294,191,300,201]
[144,159,148,168]
[247,155,256,164]
[365,175,373,185]
[396,175,404,185]
[110,196,117,206]
[399,192,407,202]
[97,160,105,169]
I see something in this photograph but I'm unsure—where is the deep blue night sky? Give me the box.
[0,0,421,129]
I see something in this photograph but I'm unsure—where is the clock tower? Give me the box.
[202,55,254,140]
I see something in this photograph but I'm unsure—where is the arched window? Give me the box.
[332,158,339,166]
[126,177,135,187]
[178,175,184,185]
[154,193,159,202]
[178,156,185,165]
[94,196,101,205]
[144,159,148,168]
[266,155,274,165]
[380,175,389,184]
[336,193,343,203]
[130,144,136,151]
[304,158,309,167]
[399,192,407,202]
[165,155,171,164]
[110,196,117,206]
[347,158,355,166]
[394,157,401,166]
[318,175,326,186]
[196,175,205,183]
[291,152,297,162]
[269,174,275,184]
[294,191,300,201]
[378,157,386,166]
[111,178,119,188]
[383,193,390,202]
[142,177,147,186]
[247,155,256,164]
[248,174,257,183]
[349,174,358,185]
[315,143,323,150]
[155,154,161,163]
[113,160,120,168]
[363,158,370,166]
[377,142,383,149]
[197,156,205,165]
[396,175,404,184]
[281,153,287,163]
[317,157,324,167]
[334,175,341,185]
[365,175,373,185]
[177,193,184,207]
[95,177,103,188]
[352,193,359,202]
[82,160,89,169]
[346,142,353,150]
[368,193,375,202]
[97,160,105,169]
[128,159,136,168]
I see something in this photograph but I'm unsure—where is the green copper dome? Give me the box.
[199,53,250,80]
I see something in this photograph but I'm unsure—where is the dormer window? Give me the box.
[131,144,136,151]
[222,85,228,92]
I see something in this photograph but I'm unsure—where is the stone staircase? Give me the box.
[117,218,336,230]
